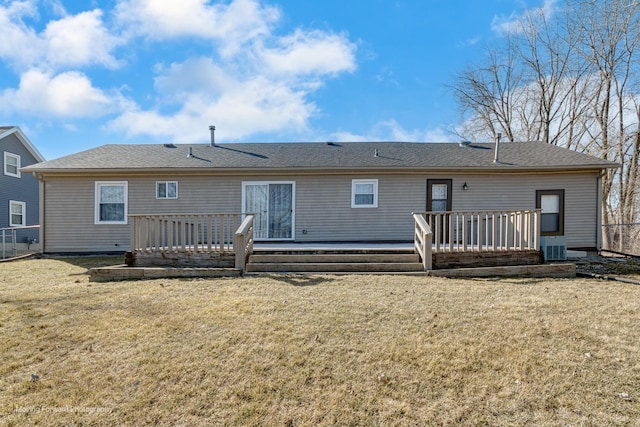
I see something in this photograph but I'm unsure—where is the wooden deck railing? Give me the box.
[129,213,255,271]
[413,213,433,270]
[234,214,255,271]
[416,209,541,254]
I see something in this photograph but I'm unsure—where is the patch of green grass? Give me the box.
[1,258,639,426]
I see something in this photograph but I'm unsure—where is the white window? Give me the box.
[9,200,26,226]
[156,181,178,199]
[4,152,20,177]
[351,179,378,208]
[95,181,128,224]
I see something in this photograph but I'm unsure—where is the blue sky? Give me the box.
[0,0,553,160]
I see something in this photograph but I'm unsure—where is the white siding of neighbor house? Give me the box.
[41,170,600,253]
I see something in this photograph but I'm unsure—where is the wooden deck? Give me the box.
[124,209,546,274]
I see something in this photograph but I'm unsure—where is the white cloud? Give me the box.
[109,56,316,141]
[115,0,280,56]
[491,0,558,35]
[374,120,455,142]
[153,57,232,100]
[260,29,356,75]
[107,0,357,142]
[43,10,122,69]
[0,1,42,69]
[0,0,357,140]
[43,0,68,17]
[0,69,118,117]
[0,2,122,71]
[330,131,369,142]
[331,120,455,143]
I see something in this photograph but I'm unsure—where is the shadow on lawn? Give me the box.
[468,277,549,285]
[267,274,336,287]
[51,255,125,274]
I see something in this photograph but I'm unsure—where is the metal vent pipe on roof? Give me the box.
[493,133,501,163]
[209,125,216,147]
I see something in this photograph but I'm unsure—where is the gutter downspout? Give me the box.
[596,169,604,251]
[33,173,45,253]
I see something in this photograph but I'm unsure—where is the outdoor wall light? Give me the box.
[462,182,468,191]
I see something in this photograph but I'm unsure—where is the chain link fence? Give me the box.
[601,223,640,256]
[1,225,40,259]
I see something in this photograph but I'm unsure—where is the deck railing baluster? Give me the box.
[414,209,541,256]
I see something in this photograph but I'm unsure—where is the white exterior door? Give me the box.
[243,182,295,240]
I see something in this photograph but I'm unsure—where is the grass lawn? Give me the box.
[1,256,639,426]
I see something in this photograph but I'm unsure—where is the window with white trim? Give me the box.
[4,152,20,177]
[156,181,178,199]
[9,200,26,226]
[351,179,378,208]
[95,181,128,224]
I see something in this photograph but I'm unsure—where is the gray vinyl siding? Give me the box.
[42,176,245,253]
[295,172,598,248]
[41,170,600,253]
[445,172,598,248]
[295,175,423,241]
[0,133,40,242]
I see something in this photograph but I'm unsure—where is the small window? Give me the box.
[95,181,128,224]
[4,152,20,177]
[9,200,26,226]
[536,189,564,236]
[426,179,452,212]
[156,181,178,199]
[352,179,378,208]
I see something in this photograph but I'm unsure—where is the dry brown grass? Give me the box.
[1,257,639,426]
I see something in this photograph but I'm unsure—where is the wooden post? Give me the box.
[129,216,136,252]
[234,231,246,271]
[235,214,255,273]
[412,213,432,270]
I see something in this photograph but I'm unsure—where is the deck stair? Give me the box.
[245,248,424,273]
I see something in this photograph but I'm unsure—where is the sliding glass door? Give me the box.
[243,182,295,240]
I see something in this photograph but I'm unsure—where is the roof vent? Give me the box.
[459,141,471,147]
[374,149,379,157]
[209,125,216,147]
[188,147,193,158]
[326,141,336,146]
[493,133,501,163]
[164,143,176,148]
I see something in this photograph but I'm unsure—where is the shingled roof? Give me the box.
[22,141,617,174]
[1,126,46,162]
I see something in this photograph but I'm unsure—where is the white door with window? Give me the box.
[243,182,295,240]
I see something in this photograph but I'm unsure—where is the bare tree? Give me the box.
[568,0,640,238]
[452,39,525,142]
[451,0,640,250]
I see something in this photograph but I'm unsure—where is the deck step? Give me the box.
[249,253,420,263]
[245,250,424,273]
[245,262,425,273]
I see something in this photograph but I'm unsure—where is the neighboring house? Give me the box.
[22,139,617,254]
[1,126,45,247]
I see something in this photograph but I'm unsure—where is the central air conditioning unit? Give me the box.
[540,235,567,261]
